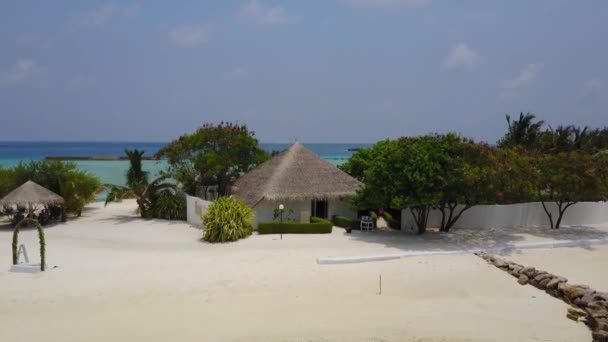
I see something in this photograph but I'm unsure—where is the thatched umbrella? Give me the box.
[0,181,65,216]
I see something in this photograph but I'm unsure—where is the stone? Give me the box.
[592,331,608,342]
[538,278,551,289]
[494,259,507,268]
[567,312,580,321]
[595,292,608,302]
[546,289,559,297]
[518,274,529,285]
[580,291,599,307]
[587,308,608,320]
[522,266,536,277]
[588,302,608,311]
[547,277,568,289]
[564,286,590,301]
[597,319,608,331]
[534,273,553,283]
[558,282,571,293]
[568,307,587,317]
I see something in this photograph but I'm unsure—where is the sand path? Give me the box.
[0,200,601,341]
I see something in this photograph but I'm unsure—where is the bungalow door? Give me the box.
[311,199,328,219]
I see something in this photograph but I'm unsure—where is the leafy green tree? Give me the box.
[534,152,604,229]
[339,140,392,181]
[435,139,498,232]
[497,112,544,149]
[156,122,269,197]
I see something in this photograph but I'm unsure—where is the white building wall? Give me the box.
[328,198,357,220]
[401,201,608,231]
[186,195,212,228]
[252,198,357,229]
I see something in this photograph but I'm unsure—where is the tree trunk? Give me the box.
[410,206,429,235]
[539,194,554,229]
[443,203,472,232]
[438,204,446,232]
[555,202,576,229]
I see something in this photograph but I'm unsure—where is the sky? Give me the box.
[0,0,607,144]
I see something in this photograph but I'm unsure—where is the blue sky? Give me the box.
[0,0,607,143]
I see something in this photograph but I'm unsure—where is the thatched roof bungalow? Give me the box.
[232,142,361,228]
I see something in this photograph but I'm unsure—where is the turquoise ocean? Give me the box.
[0,142,369,188]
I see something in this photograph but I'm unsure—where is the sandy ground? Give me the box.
[1,200,606,341]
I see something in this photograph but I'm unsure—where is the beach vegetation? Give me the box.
[258,217,332,234]
[105,149,186,220]
[202,196,253,242]
[0,161,101,217]
[156,122,269,198]
[533,152,605,229]
[497,112,545,149]
[332,215,359,231]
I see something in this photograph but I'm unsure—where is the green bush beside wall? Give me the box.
[332,215,360,229]
[258,217,332,234]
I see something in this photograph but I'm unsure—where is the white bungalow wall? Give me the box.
[401,201,608,231]
[252,198,356,229]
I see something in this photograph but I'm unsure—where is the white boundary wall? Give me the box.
[186,195,212,228]
[401,201,608,231]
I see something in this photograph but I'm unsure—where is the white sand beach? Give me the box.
[1,200,607,341]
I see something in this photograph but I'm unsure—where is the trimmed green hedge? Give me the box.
[258,217,332,234]
[332,215,360,229]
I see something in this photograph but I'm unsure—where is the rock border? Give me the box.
[476,252,608,342]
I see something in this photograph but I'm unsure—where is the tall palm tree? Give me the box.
[105,149,175,218]
[498,112,545,149]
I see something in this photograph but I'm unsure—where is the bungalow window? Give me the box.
[311,199,328,219]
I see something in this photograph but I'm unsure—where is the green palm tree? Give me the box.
[498,112,545,148]
[105,149,176,218]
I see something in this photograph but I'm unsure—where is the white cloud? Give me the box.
[168,26,210,47]
[501,63,544,98]
[442,43,481,70]
[0,59,44,88]
[65,75,97,90]
[580,79,606,102]
[71,4,115,27]
[345,0,431,8]
[224,67,249,80]
[239,0,295,25]
[123,5,140,17]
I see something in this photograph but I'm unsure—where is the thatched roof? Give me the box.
[232,142,362,207]
[0,181,65,207]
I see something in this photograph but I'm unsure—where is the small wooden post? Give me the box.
[379,274,382,295]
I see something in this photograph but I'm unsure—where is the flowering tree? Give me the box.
[157,122,269,197]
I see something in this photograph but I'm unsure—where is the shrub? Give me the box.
[332,215,360,230]
[151,189,187,221]
[258,217,332,234]
[202,196,253,242]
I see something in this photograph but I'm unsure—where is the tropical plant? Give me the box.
[105,149,185,220]
[156,122,269,197]
[497,112,545,149]
[0,161,101,216]
[150,189,187,221]
[202,196,253,242]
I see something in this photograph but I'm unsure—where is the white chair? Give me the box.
[360,216,374,232]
